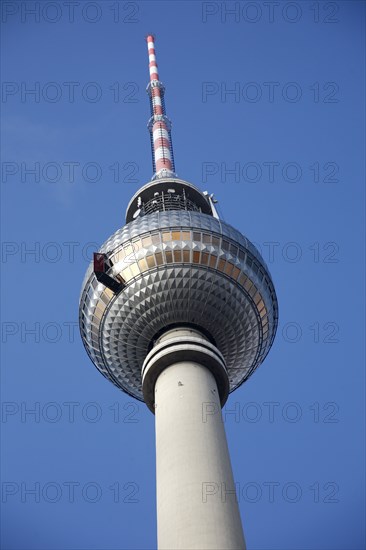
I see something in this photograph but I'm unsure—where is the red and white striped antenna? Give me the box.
[146,34,177,180]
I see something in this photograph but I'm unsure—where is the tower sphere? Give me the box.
[79,176,278,406]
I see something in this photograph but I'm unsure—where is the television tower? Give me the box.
[79,35,278,550]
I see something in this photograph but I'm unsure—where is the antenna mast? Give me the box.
[146,35,177,180]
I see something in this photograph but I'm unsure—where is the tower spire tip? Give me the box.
[145,33,176,180]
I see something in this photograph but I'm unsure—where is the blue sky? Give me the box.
[1,1,365,549]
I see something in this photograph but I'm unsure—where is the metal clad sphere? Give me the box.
[79,210,278,400]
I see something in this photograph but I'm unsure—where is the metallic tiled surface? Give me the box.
[79,211,278,400]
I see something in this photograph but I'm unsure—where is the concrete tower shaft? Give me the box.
[150,328,246,550]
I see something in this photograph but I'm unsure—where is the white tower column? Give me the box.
[142,329,246,550]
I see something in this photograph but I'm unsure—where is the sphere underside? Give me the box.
[79,211,278,400]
